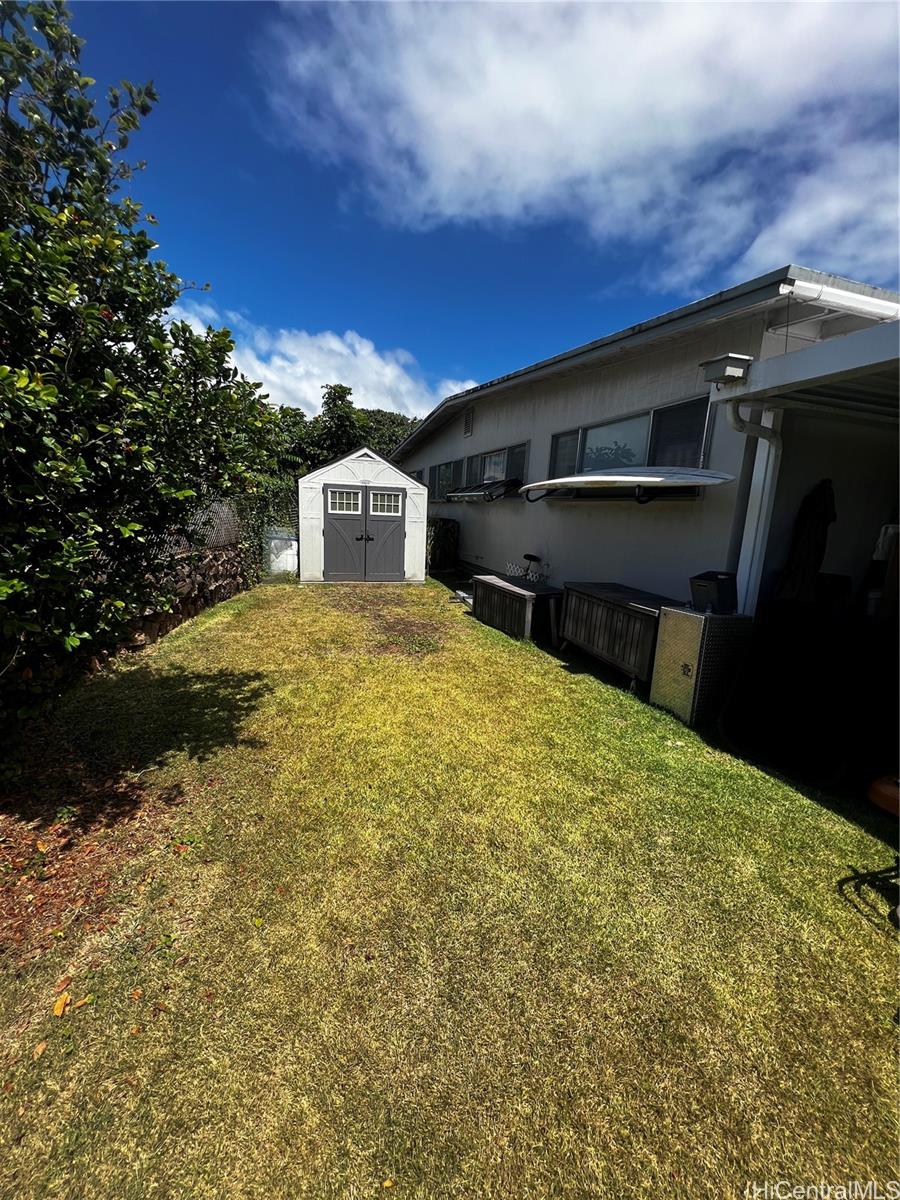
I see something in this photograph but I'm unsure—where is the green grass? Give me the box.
[1,580,896,1198]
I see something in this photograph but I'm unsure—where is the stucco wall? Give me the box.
[400,315,769,596]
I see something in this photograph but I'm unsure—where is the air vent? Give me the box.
[463,408,474,437]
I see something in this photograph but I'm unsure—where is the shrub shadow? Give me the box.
[2,664,271,832]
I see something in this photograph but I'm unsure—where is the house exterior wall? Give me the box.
[399,314,771,598]
[298,452,427,582]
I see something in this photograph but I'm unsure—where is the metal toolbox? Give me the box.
[650,607,753,727]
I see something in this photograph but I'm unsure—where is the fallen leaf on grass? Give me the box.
[72,994,95,1010]
[152,1001,171,1017]
[129,1026,142,1036]
[53,991,71,1017]
[54,975,72,994]
[36,840,49,853]
[32,1042,47,1061]
[130,987,143,1001]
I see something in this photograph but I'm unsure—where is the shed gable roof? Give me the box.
[299,446,425,488]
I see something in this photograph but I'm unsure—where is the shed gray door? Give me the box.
[323,487,366,581]
[365,488,405,582]
[322,485,406,581]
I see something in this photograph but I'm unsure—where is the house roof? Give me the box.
[392,265,900,459]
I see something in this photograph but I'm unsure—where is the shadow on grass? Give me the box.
[836,859,899,937]
[2,664,271,832]
[429,573,897,846]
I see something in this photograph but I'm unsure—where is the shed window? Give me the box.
[328,490,362,514]
[371,491,401,515]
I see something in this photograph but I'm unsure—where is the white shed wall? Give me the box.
[297,450,427,582]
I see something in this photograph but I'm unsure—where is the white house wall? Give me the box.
[400,315,769,597]
[298,453,427,582]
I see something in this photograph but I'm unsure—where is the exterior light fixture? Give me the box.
[700,353,753,385]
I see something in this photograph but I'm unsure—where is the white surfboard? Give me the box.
[520,467,735,494]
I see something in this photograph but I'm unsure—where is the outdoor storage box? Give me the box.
[472,574,562,642]
[650,607,753,727]
[561,582,685,685]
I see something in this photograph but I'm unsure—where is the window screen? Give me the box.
[549,430,580,478]
[648,398,709,468]
[465,454,482,486]
[371,491,401,515]
[582,415,650,472]
[506,442,528,482]
[328,490,361,514]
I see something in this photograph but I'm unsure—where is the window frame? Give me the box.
[429,458,464,501]
[459,442,530,493]
[547,396,711,477]
[370,490,402,516]
[327,488,363,515]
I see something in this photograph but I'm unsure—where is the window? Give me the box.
[481,449,506,482]
[328,489,361,514]
[462,443,529,489]
[428,459,464,500]
[463,408,474,437]
[549,430,580,478]
[582,414,650,472]
[371,491,401,515]
[648,396,709,468]
[548,398,709,476]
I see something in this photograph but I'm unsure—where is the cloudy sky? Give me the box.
[76,1,898,416]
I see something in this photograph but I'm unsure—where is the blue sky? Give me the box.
[73,2,899,416]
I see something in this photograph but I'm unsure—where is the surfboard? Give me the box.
[520,467,735,494]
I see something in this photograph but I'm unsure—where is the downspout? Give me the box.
[725,396,781,446]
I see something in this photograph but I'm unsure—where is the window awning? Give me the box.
[446,477,522,502]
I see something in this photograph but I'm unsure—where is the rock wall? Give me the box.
[87,544,252,670]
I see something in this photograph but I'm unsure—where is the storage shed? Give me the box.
[297,447,427,583]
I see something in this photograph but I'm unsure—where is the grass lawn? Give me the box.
[1,580,896,1198]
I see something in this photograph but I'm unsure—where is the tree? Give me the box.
[358,407,420,460]
[0,1,280,717]
[276,386,420,475]
[307,383,359,466]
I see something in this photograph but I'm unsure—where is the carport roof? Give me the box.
[711,319,899,420]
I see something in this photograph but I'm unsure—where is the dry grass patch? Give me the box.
[0,580,895,1199]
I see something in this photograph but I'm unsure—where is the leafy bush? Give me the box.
[0,2,281,719]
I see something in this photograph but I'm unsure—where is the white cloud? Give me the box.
[260,2,899,290]
[171,302,476,416]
